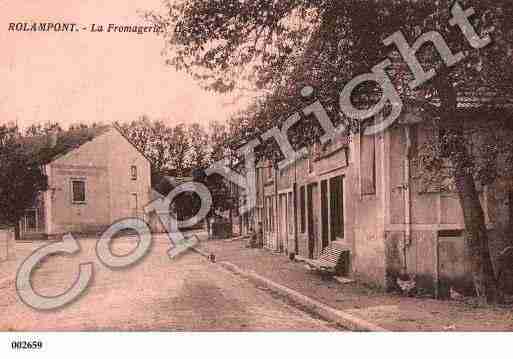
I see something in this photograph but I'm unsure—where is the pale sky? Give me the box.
[0,0,239,130]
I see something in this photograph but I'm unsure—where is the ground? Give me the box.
[198,239,513,331]
[0,234,338,331]
[2,232,512,332]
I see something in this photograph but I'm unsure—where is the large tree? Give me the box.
[0,125,48,240]
[118,117,192,179]
[149,0,513,302]
[187,122,210,169]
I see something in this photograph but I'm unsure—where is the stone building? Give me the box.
[20,126,152,239]
[247,106,513,297]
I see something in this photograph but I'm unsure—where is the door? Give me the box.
[321,180,329,249]
[307,184,319,259]
[287,192,295,253]
[438,231,473,298]
[279,194,288,253]
[330,176,344,242]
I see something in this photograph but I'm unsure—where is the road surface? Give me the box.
[1,235,339,331]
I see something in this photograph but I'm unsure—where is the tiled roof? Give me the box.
[22,125,111,164]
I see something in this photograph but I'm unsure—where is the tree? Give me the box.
[167,123,191,177]
[25,121,63,137]
[117,116,163,175]
[187,122,210,169]
[185,121,240,237]
[150,0,513,302]
[209,121,229,162]
[0,124,47,240]
[117,117,192,179]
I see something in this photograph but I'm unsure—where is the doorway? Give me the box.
[438,230,474,298]
[321,180,329,249]
[307,183,318,259]
[329,176,344,242]
[278,194,287,253]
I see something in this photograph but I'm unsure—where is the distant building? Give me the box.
[20,126,152,239]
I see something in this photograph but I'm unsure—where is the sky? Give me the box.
[0,0,239,130]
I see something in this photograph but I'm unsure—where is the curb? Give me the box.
[217,261,388,332]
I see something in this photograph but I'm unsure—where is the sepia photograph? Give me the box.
[1,0,512,357]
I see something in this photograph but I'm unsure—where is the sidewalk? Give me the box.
[198,239,513,331]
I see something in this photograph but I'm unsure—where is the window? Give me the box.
[307,154,314,173]
[131,165,138,180]
[300,186,306,233]
[72,179,86,204]
[267,165,273,180]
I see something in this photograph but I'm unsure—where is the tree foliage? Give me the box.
[119,117,238,223]
[150,0,513,302]
[117,116,194,178]
[0,124,48,239]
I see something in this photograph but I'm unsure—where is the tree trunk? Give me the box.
[453,164,500,303]
[14,221,21,241]
[434,74,501,303]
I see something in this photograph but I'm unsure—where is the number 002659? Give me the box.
[11,340,43,350]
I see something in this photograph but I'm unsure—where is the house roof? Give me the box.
[22,124,155,166]
[21,125,111,164]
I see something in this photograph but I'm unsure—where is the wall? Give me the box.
[48,131,111,234]
[107,129,151,224]
[254,117,513,293]
[385,121,513,295]
[352,132,388,287]
[48,129,151,235]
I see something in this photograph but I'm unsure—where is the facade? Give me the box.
[21,126,152,239]
[248,110,513,297]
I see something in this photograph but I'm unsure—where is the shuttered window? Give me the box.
[361,134,376,195]
[72,180,86,204]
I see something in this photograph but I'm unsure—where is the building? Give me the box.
[20,126,152,239]
[250,105,513,297]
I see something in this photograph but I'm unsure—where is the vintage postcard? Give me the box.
[1,0,512,357]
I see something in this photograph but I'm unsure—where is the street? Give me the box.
[0,235,338,331]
